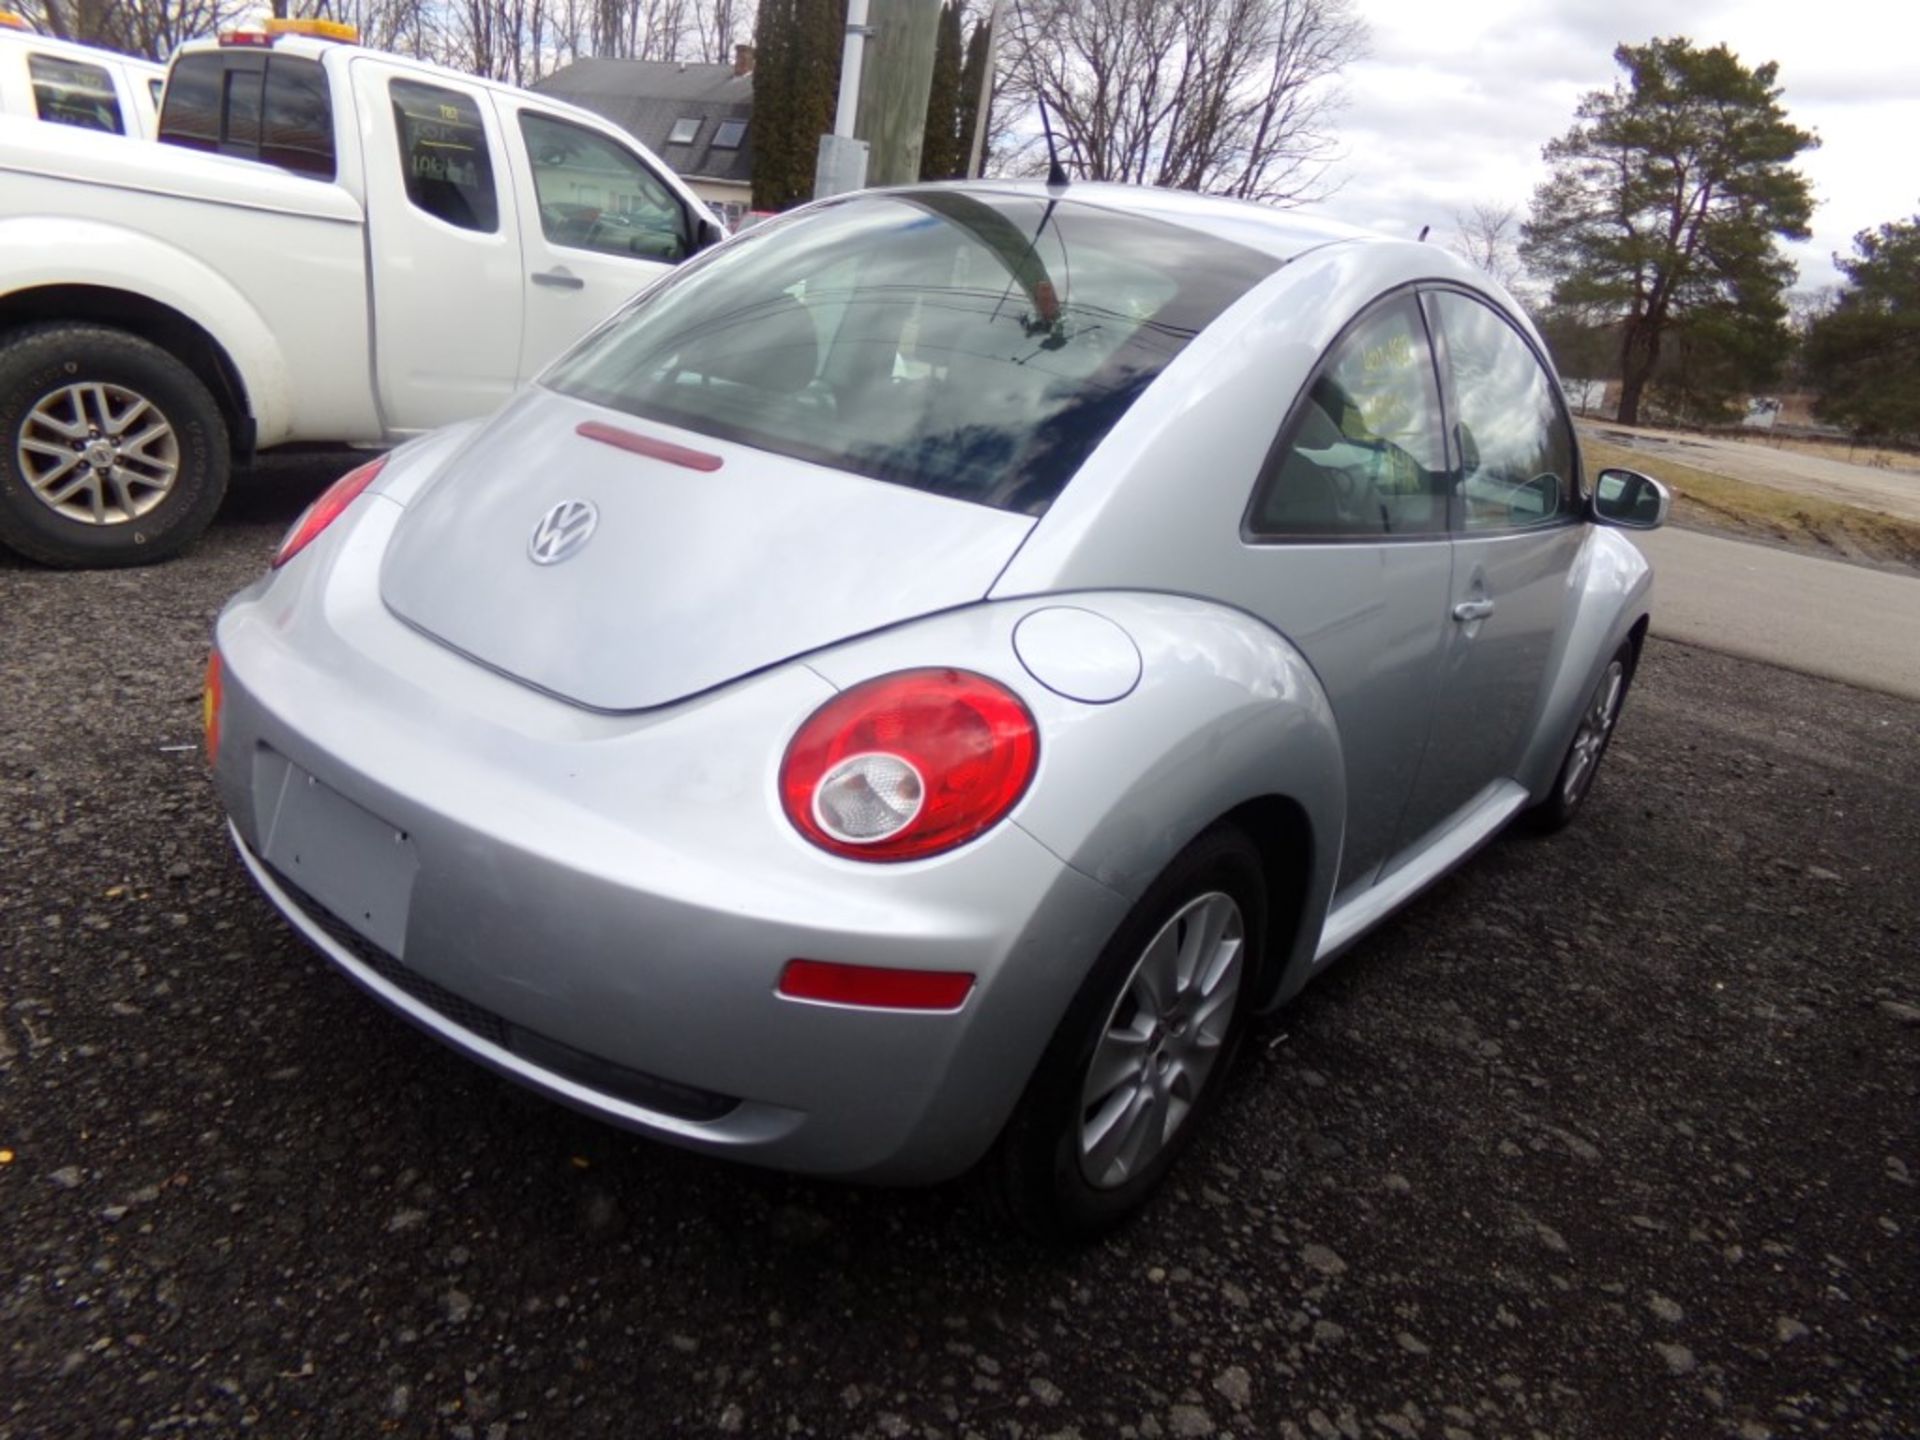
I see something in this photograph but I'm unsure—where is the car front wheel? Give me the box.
[992,824,1267,1241]
[0,323,230,568]
[1526,639,1636,833]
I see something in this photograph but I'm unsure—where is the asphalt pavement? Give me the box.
[1630,525,1920,701]
[1,462,1916,1439]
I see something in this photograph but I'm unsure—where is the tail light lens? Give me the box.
[780,669,1038,861]
[202,650,223,765]
[273,456,387,568]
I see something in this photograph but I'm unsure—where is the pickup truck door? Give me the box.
[493,99,686,381]
[349,56,524,433]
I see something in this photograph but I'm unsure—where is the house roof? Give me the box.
[533,58,752,186]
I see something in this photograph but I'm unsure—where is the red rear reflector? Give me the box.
[576,420,724,472]
[202,650,223,765]
[777,959,974,1012]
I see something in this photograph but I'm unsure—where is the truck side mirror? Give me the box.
[692,217,726,255]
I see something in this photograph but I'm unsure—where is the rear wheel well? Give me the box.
[0,286,254,457]
[1217,795,1313,1006]
[1628,613,1650,662]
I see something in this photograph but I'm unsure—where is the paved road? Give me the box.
[1631,525,1920,701]
[1,466,1916,1439]
[1585,422,1920,522]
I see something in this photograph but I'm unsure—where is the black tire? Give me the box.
[991,824,1268,1242]
[0,323,230,568]
[1524,639,1638,834]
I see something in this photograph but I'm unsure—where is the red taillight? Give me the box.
[777,959,975,1011]
[273,456,387,568]
[202,650,223,765]
[780,668,1038,861]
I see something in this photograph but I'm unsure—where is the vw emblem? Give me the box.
[528,498,599,565]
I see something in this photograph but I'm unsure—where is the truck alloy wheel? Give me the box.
[0,323,229,568]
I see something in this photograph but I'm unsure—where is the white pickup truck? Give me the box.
[0,21,723,566]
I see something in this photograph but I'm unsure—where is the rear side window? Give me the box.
[1246,293,1449,538]
[391,78,498,233]
[545,191,1277,515]
[260,56,333,177]
[157,52,335,180]
[1428,290,1577,531]
[157,51,222,150]
[29,53,124,135]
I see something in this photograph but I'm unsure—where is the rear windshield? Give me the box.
[543,192,1278,515]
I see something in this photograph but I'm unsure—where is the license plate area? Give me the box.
[254,748,418,957]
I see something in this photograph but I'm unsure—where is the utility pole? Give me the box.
[813,0,872,199]
[852,0,941,187]
[814,0,944,199]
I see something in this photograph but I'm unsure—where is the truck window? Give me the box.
[157,51,222,151]
[391,78,498,234]
[261,56,333,178]
[29,53,125,134]
[520,111,688,262]
[158,52,336,180]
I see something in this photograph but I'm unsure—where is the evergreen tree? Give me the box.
[1804,214,1920,443]
[955,12,991,177]
[1520,38,1817,426]
[919,2,964,180]
[750,0,845,211]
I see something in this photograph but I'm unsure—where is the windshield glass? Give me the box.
[543,192,1278,515]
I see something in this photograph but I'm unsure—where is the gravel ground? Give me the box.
[3,462,1916,1440]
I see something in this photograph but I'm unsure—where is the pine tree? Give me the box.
[1520,38,1817,426]
[749,0,846,211]
[1805,215,1920,443]
[919,2,964,180]
[955,13,991,177]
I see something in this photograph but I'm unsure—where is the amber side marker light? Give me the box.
[202,650,223,766]
[777,959,975,1012]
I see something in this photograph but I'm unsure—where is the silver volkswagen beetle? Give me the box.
[206,183,1668,1237]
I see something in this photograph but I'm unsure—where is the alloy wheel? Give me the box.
[17,381,180,525]
[1078,891,1245,1189]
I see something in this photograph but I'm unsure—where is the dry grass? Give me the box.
[1584,438,1920,571]
[1747,433,1920,474]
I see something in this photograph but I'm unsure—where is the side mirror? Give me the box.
[691,216,727,255]
[1591,467,1670,531]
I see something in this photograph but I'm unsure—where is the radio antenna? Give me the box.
[1011,0,1069,188]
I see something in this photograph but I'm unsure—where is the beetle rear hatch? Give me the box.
[379,392,1034,712]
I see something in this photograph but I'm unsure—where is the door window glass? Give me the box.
[520,111,688,262]
[1246,293,1448,538]
[1429,291,1577,531]
[29,53,124,134]
[391,78,498,233]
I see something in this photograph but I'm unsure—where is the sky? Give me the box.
[1314,0,1920,294]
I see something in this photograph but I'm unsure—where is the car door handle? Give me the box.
[532,269,585,290]
[1452,598,1495,623]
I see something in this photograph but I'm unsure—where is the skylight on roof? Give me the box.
[712,118,746,149]
[668,116,700,145]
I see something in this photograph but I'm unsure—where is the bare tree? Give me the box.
[1000,0,1365,203]
[1450,202,1524,292]
[26,0,250,58]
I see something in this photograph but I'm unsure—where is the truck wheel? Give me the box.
[0,323,230,568]
[991,824,1268,1241]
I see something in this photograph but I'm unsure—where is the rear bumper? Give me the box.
[212,497,1127,1183]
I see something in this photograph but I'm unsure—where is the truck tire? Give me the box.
[0,323,230,568]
